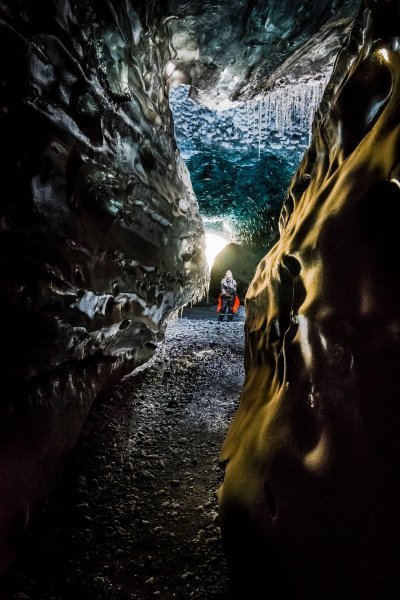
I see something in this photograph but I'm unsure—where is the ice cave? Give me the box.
[1,0,400,598]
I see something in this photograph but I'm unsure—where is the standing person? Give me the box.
[218,270,237,322]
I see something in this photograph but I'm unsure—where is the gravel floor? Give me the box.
[5,312,245,600]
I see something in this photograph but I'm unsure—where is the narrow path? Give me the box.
[6,310,245,600]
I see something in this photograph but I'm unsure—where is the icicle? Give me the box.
[233,75,329,153]
[262,77,328,144]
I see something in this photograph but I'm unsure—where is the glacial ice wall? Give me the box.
[219,0,400,598]
[166,0,361,107]
[0,0,206,574]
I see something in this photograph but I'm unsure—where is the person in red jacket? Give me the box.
[218,270,237,321]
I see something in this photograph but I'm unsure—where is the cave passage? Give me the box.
[1,0,373,598]
[4,75,327,599]
[168,81,328,299]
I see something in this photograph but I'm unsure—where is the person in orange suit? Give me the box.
[218,270,237,321]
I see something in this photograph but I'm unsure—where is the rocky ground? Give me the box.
[5,306,246,600]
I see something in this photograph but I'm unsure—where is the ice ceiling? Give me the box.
[165,0,362,254]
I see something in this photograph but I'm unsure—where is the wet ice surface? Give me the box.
[6,314,245,600]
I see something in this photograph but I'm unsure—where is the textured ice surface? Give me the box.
[219,0,400,597]
[166,0,361,108]
[0,0,207,574]
[169,80,327,249]
[170,79,328,157]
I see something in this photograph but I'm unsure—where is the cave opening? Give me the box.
[168,80,328,302]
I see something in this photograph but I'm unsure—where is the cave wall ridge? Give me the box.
[219,0,400,597]
[0,0,206,573]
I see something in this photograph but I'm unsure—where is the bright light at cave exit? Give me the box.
[205,232,229,271]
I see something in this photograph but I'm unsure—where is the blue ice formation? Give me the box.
[169,81,328,249]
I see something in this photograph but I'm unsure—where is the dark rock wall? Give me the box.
[0,0,206,574]
[219,0,400,598]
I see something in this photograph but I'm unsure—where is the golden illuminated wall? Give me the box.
[218,1,400,598]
